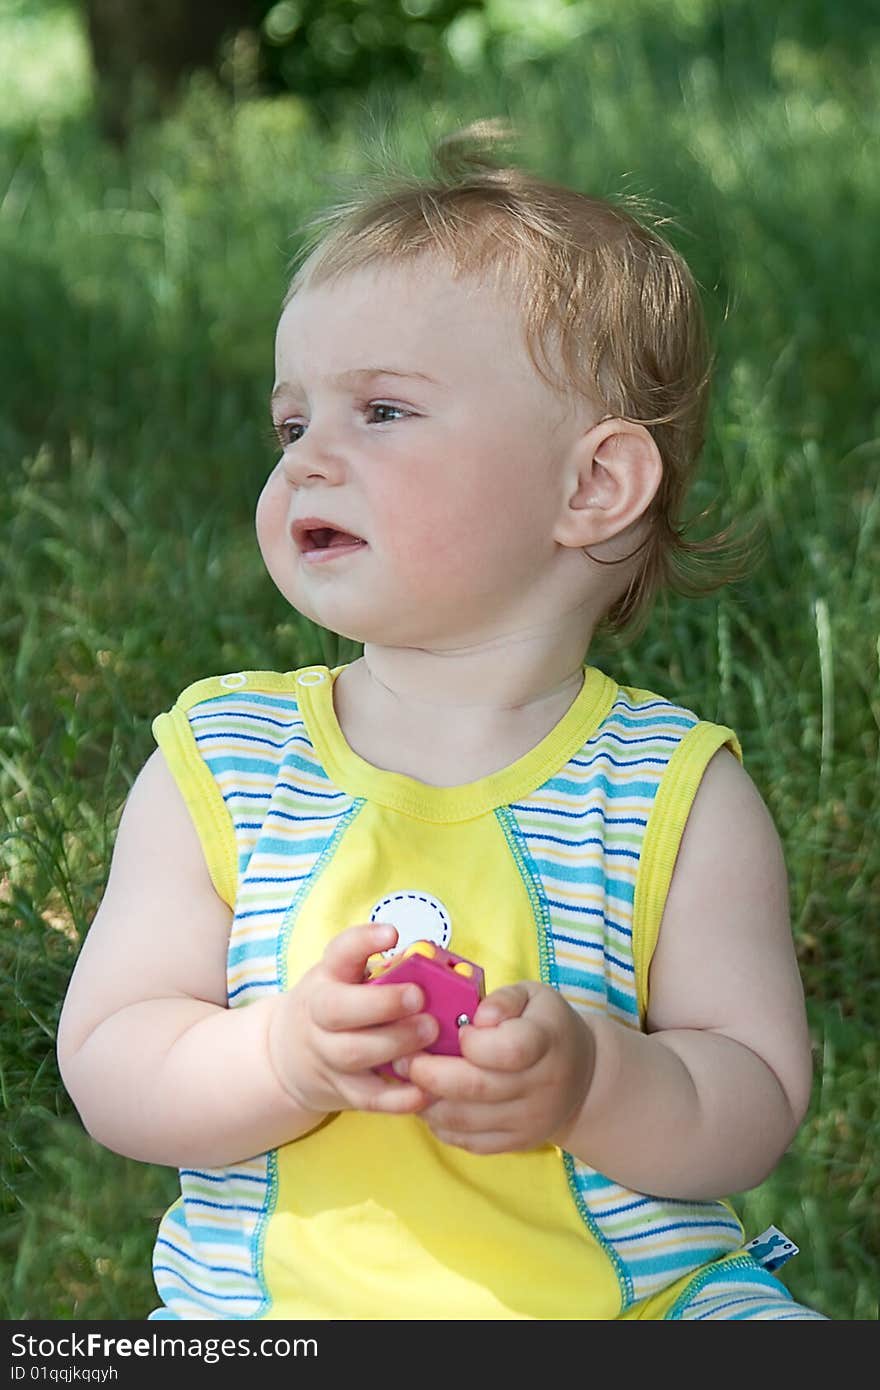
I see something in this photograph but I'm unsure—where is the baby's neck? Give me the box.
[358,629,592,712]
[331,634,593,787]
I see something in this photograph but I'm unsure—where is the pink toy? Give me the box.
[365,940,486,1079]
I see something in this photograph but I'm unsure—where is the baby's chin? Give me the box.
[264,563,488,650]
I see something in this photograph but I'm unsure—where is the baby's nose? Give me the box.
[282,429,344,484]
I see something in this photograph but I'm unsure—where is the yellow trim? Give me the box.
[152,704,239,909]
[631,718,743,1025]
[172,671,301,712]
[296,663,617,824]
[619,1245,749,1319]
[150,669,327,908]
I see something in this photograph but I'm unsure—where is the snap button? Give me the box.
[296,669,327,686]
[220,672,248,689]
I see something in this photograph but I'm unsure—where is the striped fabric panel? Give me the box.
[189,690,355,1005]
[152,689,353,1320]
[153,1157,275,1318]
[668,1262,828,1320]
[510,688,743,1306]
[510,689,697,1024]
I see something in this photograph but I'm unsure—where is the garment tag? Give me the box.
[744,1225,799,1272]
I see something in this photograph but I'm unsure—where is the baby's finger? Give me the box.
[343,1073,432,1116]
[458,1015,543,1071]
[313,978,425,1033]
[321,922,398,983]
[402,1051,522,1102]
[472,982,532,1027]
[324,1012,439,1074]
[423,1096,520,1138]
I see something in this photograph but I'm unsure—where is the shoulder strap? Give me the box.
[150,670,300,907]
[631,719,742,1022]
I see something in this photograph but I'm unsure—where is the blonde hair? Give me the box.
[285,119,752,638]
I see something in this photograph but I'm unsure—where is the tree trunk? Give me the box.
[82,0,256,143]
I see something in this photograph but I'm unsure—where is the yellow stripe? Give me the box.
[173,671,301,711]
[631,722,743,1024]
[152,705,239,909]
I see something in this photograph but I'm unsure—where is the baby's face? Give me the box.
[257,256,586,647]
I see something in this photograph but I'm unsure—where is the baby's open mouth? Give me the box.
[292,518,368,553]
[307,528,364,551]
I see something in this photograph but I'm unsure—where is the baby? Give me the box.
[57,123,827,1320]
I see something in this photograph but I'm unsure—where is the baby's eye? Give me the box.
[365,402,409,424]
[276,417,304,447]
[272,403,405,444]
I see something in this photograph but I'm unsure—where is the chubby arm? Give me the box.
[555,748,814,1196]
[57,749,434,1169]
[406,749,814,1199]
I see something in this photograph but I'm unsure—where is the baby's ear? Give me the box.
[554,418,662,549]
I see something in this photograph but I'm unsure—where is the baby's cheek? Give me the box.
[255,469,289,552]
[384,492,483,577]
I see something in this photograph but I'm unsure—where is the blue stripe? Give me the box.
[575,1173,617,1193]
[595,1196,652,1218]
[275,783,346,806]
[525,832,639,861]
[198,730,307,752]
[531,858,606,886]
[569,752,669,772]
[585,730,680,749]
[183,1198,264,1214]
[604,711,695,731]
[228,938,280,965]
[191,710,301,730]
[535,865,636,911]
[240,875,301,884]
[604,950,635,974]
[612,698,679,715]
[229,979,275,999]
[552,933,603,953]
[274,782,347,802]
[545,897,605,921]
[726,1301,798,1320]
[191,692,300,712]
[554,965,606,994]
[251,835,330,856]
[544,773,660,800]
[181,1169,267,1185]
[266,807,344,826]
[614,1218,742,1242]
[627,1248,727,1276]
[513,804,650,831]
[608,984,639,1015]
[204,754,294,777]
[153,1265,260,1303]
[155,1237,250,1275]
[602,916,633,939]
[692,1268,781,1295]
[183,1225,256,1248]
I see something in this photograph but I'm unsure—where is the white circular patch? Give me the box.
[369,890,452,957]
[296,668,327,686]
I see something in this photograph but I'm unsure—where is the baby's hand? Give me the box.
[268,923,439,1118]
[399,981,594,1154]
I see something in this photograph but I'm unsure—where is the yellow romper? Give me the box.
[147,662,818,1320]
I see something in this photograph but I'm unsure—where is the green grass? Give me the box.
[2,0,878,1321]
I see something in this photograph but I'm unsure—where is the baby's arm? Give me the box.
[554,748,813,1196]
[57,749,434,1169]
[406,749,814,1199]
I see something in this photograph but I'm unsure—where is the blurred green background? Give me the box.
[1,0,878,1321]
